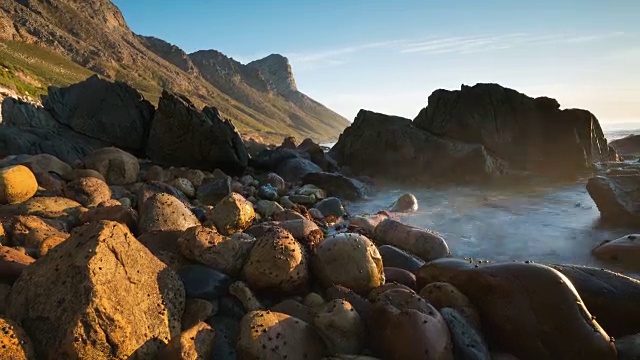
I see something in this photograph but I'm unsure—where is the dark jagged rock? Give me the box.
[302,172,369,200]
[610,134,640,156]
[146,90,248,174]
[586,175,640,224]
[330,110,506,183]
[414,83,611,175]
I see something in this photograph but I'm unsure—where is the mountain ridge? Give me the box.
[0,0,348,142]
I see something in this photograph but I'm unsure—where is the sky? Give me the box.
[112,0,640,128]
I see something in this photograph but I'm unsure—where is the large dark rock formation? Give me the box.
[146,90,248,174]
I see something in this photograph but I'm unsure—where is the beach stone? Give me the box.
[290,194,316,205]
[139,193,200,234]
[169,168,206,188]
[369,300,453,360]
[313,299,364,355]
[272,209,307,221]
[266,173,286,193]
[78,204,138,234]
[63,176,111,207]
[349,213,389,237]
[206,193,255,235]
[83,147,139,185]
[309,208,324,220]
[551,264,640,337]
[587,175,640,224]
[304,292,325,308]
[137,180,191,211]
[374,218,450,262]
[182,298,215,331]
[177,226,254,277]
[21,153,72,179]
[229,281,264,312]
[170,177,196,198]
[218,296,247,320]
[237,311,326,360]
[415,258,476,289]
[279,196,295,209]
[157,321,215,360]
[419,282,481,330]
[302,172,369,200]
[616,334,640,360]
[271,299,313,323]
[196,176,232,206]
[378,245,425,273]
[247,219,324,252]
[33,171,65,196]
[384,267,417,289]
[370,288,433,314]
[69,169,107,183]
[388,193,419,212]
[325,286,372,324]
[0,246,35,284]
[144,165,166,182]
[314,197,346,218]
[296,183,326,199]
[0,165,38,204]
[206,316,239,360]
[254,200,284,217]
[243,227,308,294]
[592,234,640,266]
[7,221,185,359]
[313,233,384,294]
[0,197,85,229]
[0,316,35,360]
[440,307,491,360]
[178,264,232,301]
[258,184,279,200]
[368,283,414,302]
[8,215,70,257]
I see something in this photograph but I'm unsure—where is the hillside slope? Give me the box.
[0,0,348,142]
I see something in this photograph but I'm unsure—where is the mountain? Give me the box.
[0,0,348,142]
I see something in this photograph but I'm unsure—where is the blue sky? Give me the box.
[113,0,639,127]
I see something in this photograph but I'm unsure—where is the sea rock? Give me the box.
[329,110,506,182]
[238,311,326,359]
[254,199,284,217]
[551,264,640,337]
[266,172,286,193]
[157,322,215,360]
[177,226,254,276]
[0,316,36,360]
[178,264,232,300]
[592,234,640,266]
[587,175,640,224]
[0,246,35,283]
[314,197,346,218]
[368,283,415,303]
[302,172,368,200]
[419,282,481,330]
[139,193,200,234]
[298,138,339,172]
[170,177,196,198]
[383,267,417,289]
[325,286,372,324]
[279,196,295,209]
[388,193,419,212]
[7,221,185,359]
[295,184,327,199]
[374,218,450,262]
[247,219,324,252]
[0,165,38,204]
[69,168,107,182]
[146,90,248,174]
[43,75,154,152]
[313,299,364,355]
[243,227,308,294]
[63,177,112,207]
[196,176,232,206]
[313,233,384,294]
[377,245,425,273]
[277,157,323,183]
[257,184,279,200]
[349,213,389,237]
[206,193,255,235]
[182,298,216,330]
[83,147,140,185]
[440,307,491,360]
[144,165,167,182]
[272,209,306,221]
[414,83,610,175]
[8,215,70,257]
[610,134,640,156]
[369,301,453,360]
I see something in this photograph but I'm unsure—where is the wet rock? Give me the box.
[384,267,417,289]
[592,234,640,266]
[178,264,232,301]
[271,299,313,323]
[615,334,640,360]
[610,134,640,156]
[182,298,216,331]
[415,258,476,289]
[63,176,111,207]
[177,226,254,276]
[229,281,264,312]
[157,321,215,360]
[378,245,425,274]
[313,299,364,355]
[551,264,640,337]
[258,184,279,200]
[8,215,70,257]
[440,307,491,360]
[374,218,450,262]
[587,175,640,224]
[206,193,255,235]
[313,233,384,294]
[0,316,36,359]
[0,246,35,283]
[83,147,140,185]
[369,300,453,360]
[206,316,239,360]
[254,199,284,217]
[314,197,346,218]
[170,177,196,198]
[0,165,38,204]
[302,172,369,200]
[237,311,326,359]
[325,286,372,324]
[419,282,481,330]
[243,227,308,294]
[266,173,286,194]
[388,193,419,212]
[7,221,185,359]
[139,193,200,234]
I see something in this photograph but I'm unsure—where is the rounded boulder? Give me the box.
[0,165,38,204]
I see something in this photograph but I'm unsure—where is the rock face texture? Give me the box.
[7,221,185,359]
[146,91,248,174]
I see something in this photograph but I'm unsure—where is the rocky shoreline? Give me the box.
[0,77,639,359]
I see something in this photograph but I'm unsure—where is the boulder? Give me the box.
[298,138,339,172]
[0,197,85,229]
[587,175,640,224]
[0,165,38,204]
[178,264,232,301]
[43,75,155,152]
[610,134,640,156]
[388,193,419,212]
[266,173,286,193]
[592,234,640,266]
[313,233,384,294]
[78,204,138,235]
[139,193,200,234]
[413,83,610,175]
[237,311,326,359]
[63,177,112,207]
[314,197,346,218]
[20,153,72,179]
[8,215,70,257]
[254,199,284,218]
[247,219,324,252]
[329,110,506,182]
[440,308,491,360]
[182,299,216,330]
[313,299,364,355]
[419,282,481,330]
[207,316,240,360]
[146,91,248,174]
[374,218,450,262]
[83,147,140,185]
[325,286,372,324]
[257,184,279,201]
[0,246,35,283]
[157,322,215,360]
[170,178,196,198]
[383,267,417,289]
[302,172,368,200]
[377,245,425,273]
[277,157,323,183]
[7,221,185,359]
[196,176,232,206]
[270,299,312,323]
[0,316,36,360]
[138,180,192,212]
[206,193,255,235]
[229,281,264,312]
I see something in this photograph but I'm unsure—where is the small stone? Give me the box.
[258,184,279,201]
[83,147,139,185]
[279,196,295,209]
[206,193,255,235]
[388,193,419,213]
[254,200,284,218]
[314,197,346,218]
[0,165,38,204]
[170,177,196,198]
[63,177,112,207]
[178,264,232,301]
[197,176,232,206]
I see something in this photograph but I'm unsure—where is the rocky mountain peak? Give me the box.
[137,35,200,76]
[248,54,297,94]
